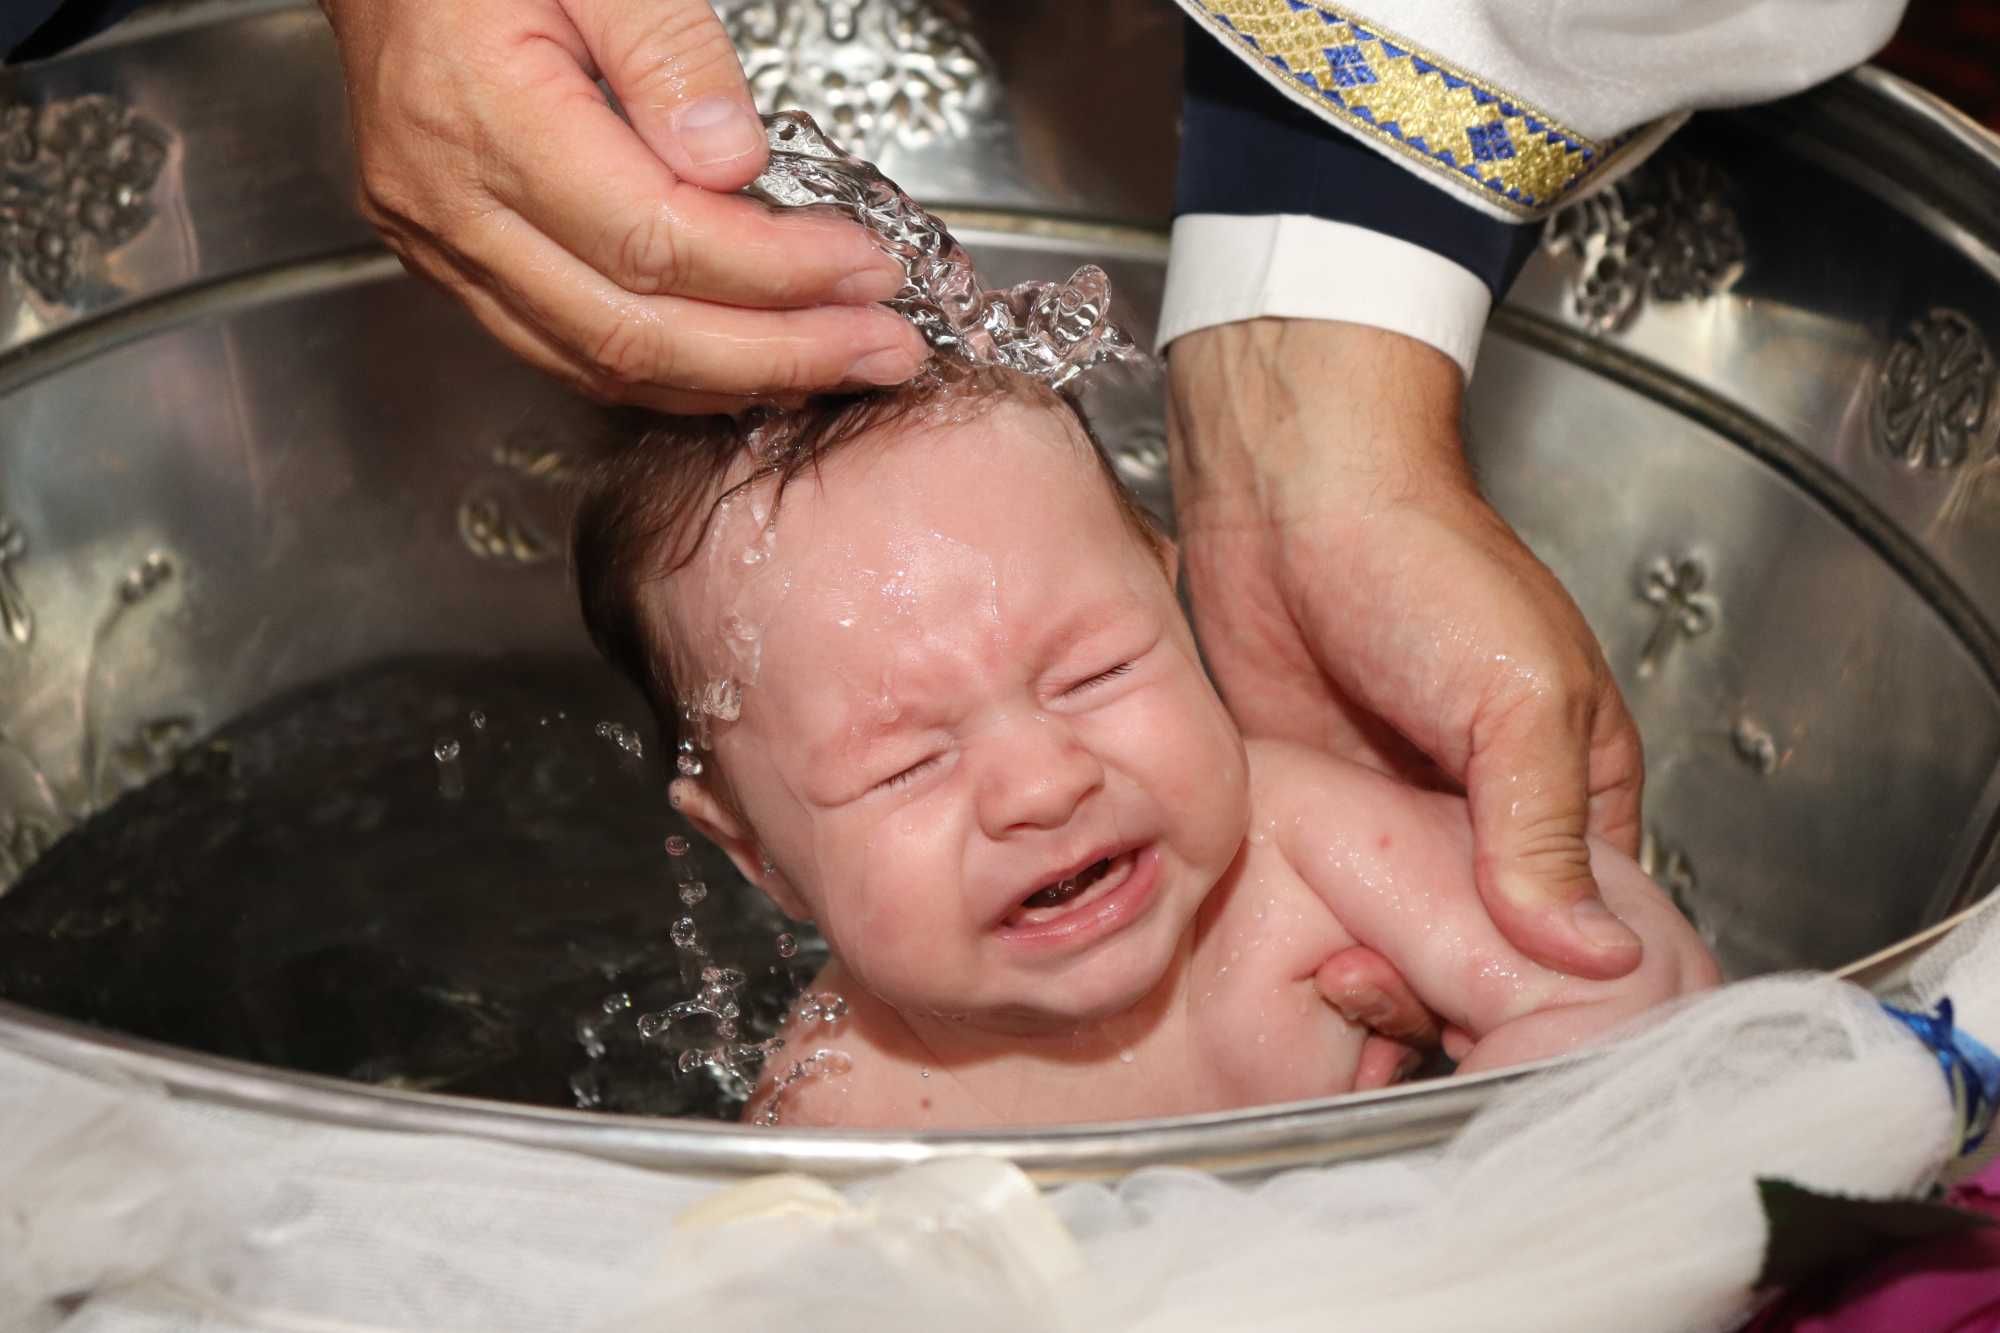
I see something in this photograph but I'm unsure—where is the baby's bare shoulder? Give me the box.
[744,970,998,1130]
[1242,738,1391,803]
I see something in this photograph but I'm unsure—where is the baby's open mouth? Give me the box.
[1004,851,1134,928]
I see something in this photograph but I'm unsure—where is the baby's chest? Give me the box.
[1186,850,1368,1104]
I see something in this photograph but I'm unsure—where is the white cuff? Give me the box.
[1157,214,1495,382]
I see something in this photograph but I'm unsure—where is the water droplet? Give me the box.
[679,879,707,906]
[664,835,690,856]
[699,677,742,723]
[601,992,632,1015]
[636,1012,669,1041]
[671,917,699,949]
[775,932,797,958]
[677,752,703,777]
[919,1066,929,1079]
[469,710,487,731]
[1118,1049,1135,1064]
[433,738,460,763]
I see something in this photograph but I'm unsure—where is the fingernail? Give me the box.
[846,346,924,386]
[831,261,907,304]
[673,96,765,168]
[1571,897,1642,952]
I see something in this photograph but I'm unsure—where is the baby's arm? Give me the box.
[1256,741,1720,1073]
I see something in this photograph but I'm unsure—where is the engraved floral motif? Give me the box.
[107,715,195,794]
[1543,157,1744,334]
[1110,423,1167,486]
[458,494,556,564]
[0,516,30,647]
[1635,553,1716,679]
[1730,717,1779,776]
[457,441,576,565]
[0,95,169,304]
[719,0,997,154]
[0,812,55,886]
[1872,309,1996,471]
[1638,827,1701,932]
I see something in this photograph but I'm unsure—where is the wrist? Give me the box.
[1167,318,1475,529]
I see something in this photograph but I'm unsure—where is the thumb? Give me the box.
[565,0,769,191]
[1467,698,1643,981]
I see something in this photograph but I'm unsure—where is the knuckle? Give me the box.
[589,314,677,391]
[1490,817,1593,878]
[620,9,742,88]
[612,209,687,295]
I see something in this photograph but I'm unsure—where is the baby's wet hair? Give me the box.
[570,366,1164,751]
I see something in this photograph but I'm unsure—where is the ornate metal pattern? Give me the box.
[1635,553,1716,679]
[1110,423,1168,487]
[0,517,30,647]
[1638,826,1699,929]
[1872,309,1996,471]
[0,812,55,886]
[457,442,574,565]
[1731,717,1778,775]
[458,495,556,565]
[1543,157,1744,334]
[106,715,195,795]
[0,95,169,304]
[720,0,997,154]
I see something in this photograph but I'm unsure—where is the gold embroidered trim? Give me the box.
[1182,0,1641,219]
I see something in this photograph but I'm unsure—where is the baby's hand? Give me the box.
[1312,946,1443,1089]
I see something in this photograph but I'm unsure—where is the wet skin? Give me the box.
[664,394,1719,1128]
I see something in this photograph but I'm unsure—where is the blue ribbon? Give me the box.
[1881,997,2000,1155]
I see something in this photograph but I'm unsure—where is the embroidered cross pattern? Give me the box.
[1323,43,1376,87]
[1466,120,1515,162]
[1179,0,1648,219]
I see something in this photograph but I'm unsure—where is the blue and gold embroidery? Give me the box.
[1177,0,1649,219]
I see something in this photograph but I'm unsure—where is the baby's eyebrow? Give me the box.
[1032,595,1143,668]
[799,705,914,777]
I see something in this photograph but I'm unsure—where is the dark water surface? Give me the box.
[0,657,815,1118]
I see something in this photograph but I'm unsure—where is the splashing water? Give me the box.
[752,1047,854,1127]
[747,110,1143,392]
[793,991,849,1026]
[592,720,645,759]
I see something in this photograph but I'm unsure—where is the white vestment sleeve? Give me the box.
[1158,214,1495,382]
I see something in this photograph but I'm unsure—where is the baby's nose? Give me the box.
[976,712,1104,836]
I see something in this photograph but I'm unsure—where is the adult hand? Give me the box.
[1169,319,1646,980]
[319,0,929,414]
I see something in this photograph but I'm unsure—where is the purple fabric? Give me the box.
[1745,1161,2000,1332]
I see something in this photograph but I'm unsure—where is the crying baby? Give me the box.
[571,368,1719,1129]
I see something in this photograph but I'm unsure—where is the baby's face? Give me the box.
[674,397,1250,1031]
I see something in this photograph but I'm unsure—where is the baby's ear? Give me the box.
[669,777,810,920]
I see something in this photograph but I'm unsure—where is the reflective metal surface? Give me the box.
[0,1,1996,1179]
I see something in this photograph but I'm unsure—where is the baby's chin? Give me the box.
[896,952,1185,1036]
